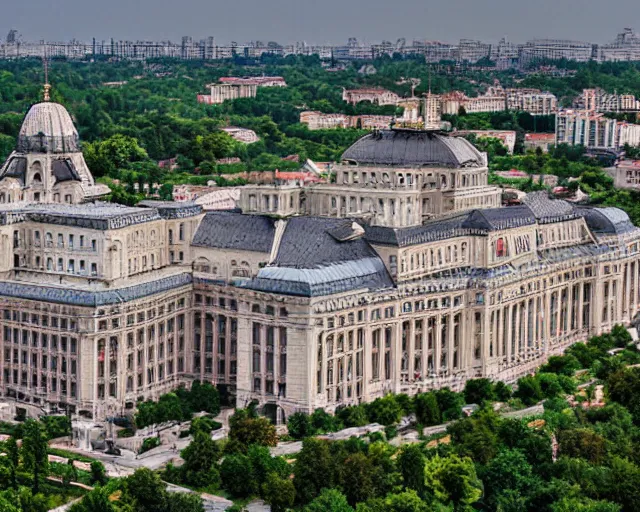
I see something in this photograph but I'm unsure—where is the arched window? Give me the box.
[496,238,507,258]
[32,173,42,183]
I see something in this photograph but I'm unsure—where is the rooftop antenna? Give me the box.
[42,48,51,102]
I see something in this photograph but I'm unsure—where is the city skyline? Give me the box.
[2,0,640,46]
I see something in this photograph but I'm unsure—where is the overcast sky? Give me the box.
[2,0,638,45]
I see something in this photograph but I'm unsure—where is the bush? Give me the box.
[366,395,402,426]
[287,412,314,440]
[415,392,441,426]
[42,416,71,440]
[464,379,495,405]
[139,436,160,454]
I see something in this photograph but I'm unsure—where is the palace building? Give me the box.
[2,89,640,425]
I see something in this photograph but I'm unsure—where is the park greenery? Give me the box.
[134,380,221,428]
[1,324,638,511]
[0,57,639,207]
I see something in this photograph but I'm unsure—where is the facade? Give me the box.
[520,39,595,64]
[576,89,640,113]
[524,133,556,153]
[198,84,258,105]
[453,130,517,154]
[505,89,558,115]
[198,76,286,105]
[300,111,393,131]
[4,95,640,425]
[342,88,400,106]
[439,89,557,116]
[607,160,640,190]
[556,110,640,150]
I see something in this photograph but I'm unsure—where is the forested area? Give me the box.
[0,57,639,205]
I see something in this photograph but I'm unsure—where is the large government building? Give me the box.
[1,92,640,425]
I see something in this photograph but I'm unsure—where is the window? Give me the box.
[496,238,507,258]
[91,263,97,275]
[57,258,63,272]
[179,223,185,241]
[58,234,64,247]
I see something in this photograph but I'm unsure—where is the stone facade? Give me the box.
[3,99,640,426]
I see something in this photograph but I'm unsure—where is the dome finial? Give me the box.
[42,54,50,102]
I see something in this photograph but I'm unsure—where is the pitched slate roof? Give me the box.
[341,129,485,168]
[364,215,475,247]
[522,191,576,222]
[191,211,276,253]
[462,205,536,231]
[241,216,393,297]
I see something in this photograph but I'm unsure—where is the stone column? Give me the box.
[505,305,512,362]
[434,316,442,375]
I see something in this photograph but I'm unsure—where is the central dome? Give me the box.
[16,102,80,154]
[341,129,486,168]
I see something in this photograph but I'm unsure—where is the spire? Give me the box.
[42,53,51,102]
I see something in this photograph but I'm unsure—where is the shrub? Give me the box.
[139,436,160,454]
[287,412,314,440]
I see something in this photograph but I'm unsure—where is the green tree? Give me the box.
[220,454,255,497]
[493,381,513,402]
[228,412,277,452]
[303,489,354,512]
[166,492,205,512]
[434,389,464,421]
[5,437,18,489]
[180,431,221,488]
[288,412,315,439]
[423,455,482,510]
[294,438,334,504]
[84,134,149,178]
[90,460,108,486]
[261,472,296,512]
[20,420,49,494]
[69,486,115,512]
[482,449,535,508]
[463,379,495,405]
[515,375,544,406]
[557,429,607,464]
[415,392,441,426]
[366,395,403,426]
[123,468,168,512]
[186,381,221,415]
[340,452,376,506]
[398,444,426,494]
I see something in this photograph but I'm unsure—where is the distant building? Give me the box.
[299,111,393,130]
[342,88,400,106]
[454,130,517,154]
[173,185,241,209]
[524,133,556,153]
[198,76,286,105]
[575,88,640,113]
[555,110,640,149]
[505,89,557,115]
[520,39,595,64]
[218,76,287,87]
[220,127,259,144]
[439,91,505,115]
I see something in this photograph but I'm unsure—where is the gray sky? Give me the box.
[2,0,639,45]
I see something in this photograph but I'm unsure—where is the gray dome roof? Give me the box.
[16,102,80,154]
[575,206,637,235]
[341,129,486,168]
